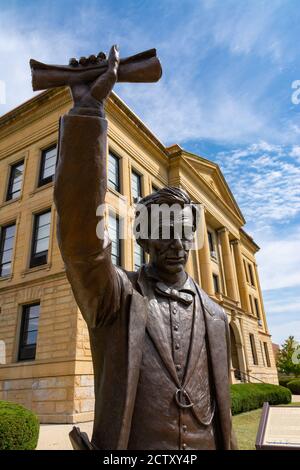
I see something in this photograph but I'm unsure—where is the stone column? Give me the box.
[198,213,214,296]
[232,239,251,312]
[218,228,239,302]
[253,263,268,333]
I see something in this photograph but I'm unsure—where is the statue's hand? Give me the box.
[69,45,119,117]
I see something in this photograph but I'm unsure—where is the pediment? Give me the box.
[181,152,245,224]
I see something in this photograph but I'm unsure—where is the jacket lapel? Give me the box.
[117,273,148,449]
[183,288,206,387]
[137,268,180,387]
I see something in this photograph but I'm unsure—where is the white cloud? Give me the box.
[214,142,300,226]
[256,228,300,291]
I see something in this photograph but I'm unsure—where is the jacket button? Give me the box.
[182,443,187,449]
[176,364,181,371]
[175,343,180,350]
[182,425,187,432]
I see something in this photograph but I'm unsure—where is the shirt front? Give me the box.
[127,267,217,450]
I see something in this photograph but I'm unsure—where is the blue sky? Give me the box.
[0,0,299,345]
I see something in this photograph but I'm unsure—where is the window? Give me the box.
[207,231,217,259]
[263,342,271,367]
[243,259,249,282]
[260,341,266,367]
[131,170,142,203]
[0,223,16,277]
[249,294,253,314]
[108,152,120,192]
[213,273,220,294]
[39,145,57,186]
[18,303,40,361]
[108,213,121,266]
[249,333,258,365]
[30,210,51,268]
[248,263,255,286]
[134,240,145,271]
[254,297,261,320]
[6,161,24,201]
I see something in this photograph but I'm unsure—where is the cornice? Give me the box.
[240,228,260,252]
[0,88,71,141]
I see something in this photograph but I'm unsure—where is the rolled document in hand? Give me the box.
[30,48,162,91]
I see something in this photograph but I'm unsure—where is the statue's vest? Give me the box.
[127,281,217,450]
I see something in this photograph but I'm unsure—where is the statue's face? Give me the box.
[146,206,194,275]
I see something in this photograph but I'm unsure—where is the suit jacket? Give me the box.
[54,113,238,450]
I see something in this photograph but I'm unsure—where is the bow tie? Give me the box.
[155,282,194,305]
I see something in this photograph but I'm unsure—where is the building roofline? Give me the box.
[0,87,256,243]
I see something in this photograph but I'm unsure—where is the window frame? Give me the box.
[0,222,16,277]
[243,259,249,282]
[38,144,57,187]
[249,333,258,365]
[133,239,145,271]
[30,209,51,268]
[131,169,142,204]
[248,263,255,286]
[108,212,122,267]
[263,342,271,367]
[18,303,40,362]
[213,273,220,294]
[6,160,24,201]
[108,151,121,193]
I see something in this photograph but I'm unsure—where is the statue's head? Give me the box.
[134,187,198,276]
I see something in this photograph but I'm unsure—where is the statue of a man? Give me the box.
[54,45,237,450]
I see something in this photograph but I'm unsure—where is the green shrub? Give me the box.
[230,383,291,415]
[279,377,295,388]
[287,379,300,395]
[0,401,39,450]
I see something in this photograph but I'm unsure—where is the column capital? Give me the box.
[231,238,241,246]
[217,226,228,235]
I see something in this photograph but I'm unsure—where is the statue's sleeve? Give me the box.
[54,114,122,328]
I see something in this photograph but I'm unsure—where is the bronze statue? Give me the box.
[32,45,237,450]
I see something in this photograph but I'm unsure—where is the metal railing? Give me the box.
[234,368,266,384]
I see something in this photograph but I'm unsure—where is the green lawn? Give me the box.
[233,402,300,450]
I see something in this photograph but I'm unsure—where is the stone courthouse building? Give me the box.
[0,88,278,423]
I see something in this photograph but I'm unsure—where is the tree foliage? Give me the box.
[277,336,300,377]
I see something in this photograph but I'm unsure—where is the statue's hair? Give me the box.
[138,186,192,208]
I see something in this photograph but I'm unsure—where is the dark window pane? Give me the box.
[1,248,13,264]
[1,263,11,277]
[108,214,121,266]
[213,274,220,293]
[39,146,57,186]
[264,342,271,367]
[18,304,40,361]
[108,152,120,192]
[26,330,37,346]
[254,298,261,319]
[249,333,258,365]
[134,240,144,270]
[248,263,255,286]
[132,171,142,203]
[0,223,16,277]
[30,210,51,267]
[6,161,24,200]
[243,259,249,282]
